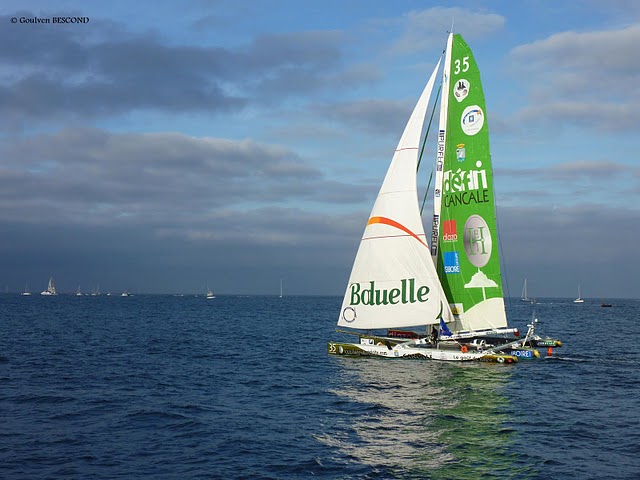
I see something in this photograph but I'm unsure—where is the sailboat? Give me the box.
[21,283,31,296]
[40,276,57,296]
[279,278,283,299]
[206,285,216,299]
[76,285,83,296]
[327,32,537,363]
[521,278,535,303]
[574,285,584,303]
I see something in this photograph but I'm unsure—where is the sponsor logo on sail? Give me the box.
[442,220,457,242]
[348,279,430,306]
[463,215,492,267]
[430,215,440,256]
[442,161,489,207]
[461,105,484,136]
[436,130,445,171]
[454,79,470,102]
[443,251,460,274]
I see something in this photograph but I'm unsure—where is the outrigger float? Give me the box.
[328,32,563,363]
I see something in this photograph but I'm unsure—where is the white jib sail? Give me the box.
[338,58,453,330]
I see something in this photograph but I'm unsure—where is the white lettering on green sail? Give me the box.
[349,279,430,306]
[443,160,489,207]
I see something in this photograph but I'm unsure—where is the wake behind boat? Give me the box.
[328,32,561,363]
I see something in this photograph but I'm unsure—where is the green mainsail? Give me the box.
[431,33,507,331]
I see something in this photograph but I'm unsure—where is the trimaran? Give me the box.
[328,32,562,363]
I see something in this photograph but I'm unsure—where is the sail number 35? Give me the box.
[453,56,470,75]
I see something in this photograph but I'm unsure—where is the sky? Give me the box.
[1,0,638,298]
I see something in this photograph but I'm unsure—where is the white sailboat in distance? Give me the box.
[40,277,57,296]
[574,285,584,303]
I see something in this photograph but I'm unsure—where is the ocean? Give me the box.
[1,294,638,479]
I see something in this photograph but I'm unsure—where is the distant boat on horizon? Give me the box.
[574,285,584,303]
[40,277,57,296]
[21,283,31,296]
[206,285,215,299]
[520,278,535,303]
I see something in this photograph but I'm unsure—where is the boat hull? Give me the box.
[327,341,517,363]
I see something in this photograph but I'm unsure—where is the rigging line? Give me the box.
[494,190,512,310]
[418,83,442,217]
[420,170,434,216]
[417,83,442,173]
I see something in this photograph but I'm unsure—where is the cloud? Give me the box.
[0,13,358,130]
[314,98,415,135]
[497,159,638,207]
[508,24,640,131]
[0,128,374,230]
[0,126,371,294]
[497,201,639,299]
[389,7,505,55]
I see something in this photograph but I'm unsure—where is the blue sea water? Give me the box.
[1,294,638,479]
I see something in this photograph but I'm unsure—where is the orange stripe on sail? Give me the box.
[367,216,428,248]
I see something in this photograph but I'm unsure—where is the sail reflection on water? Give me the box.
[322,360,537,478]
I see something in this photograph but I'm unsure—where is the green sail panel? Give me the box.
[436,34,507,331]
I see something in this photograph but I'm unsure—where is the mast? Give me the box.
[430,32,454,266]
